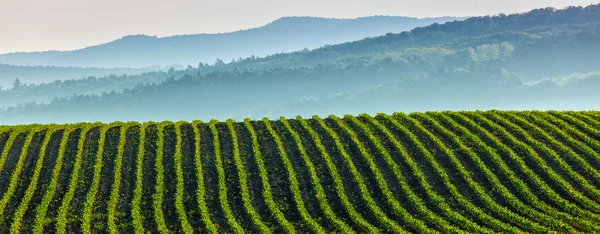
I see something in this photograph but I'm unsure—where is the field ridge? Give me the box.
[0,110,599,233]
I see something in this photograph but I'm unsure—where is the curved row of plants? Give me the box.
[511,112,600,189]
[262,118,324,233]
[279,117,354,233]
[243,119,296,233]
[34,126,80,234]
[209,121,245,234]
[488,112,600,206]
[331,115,433,233]
[10,126,58,233]
[382,113,521,233]
[406,113,536,232]
[430,112,580,232]
[361,114,492,233]
[226,120,271,233]
[55,124,100,234]
[0,111,598,233]
[296,116,379,233]
[465,112,600,219]
[79,124,112,233]
[451,112,600,231]
[480,112,600,211]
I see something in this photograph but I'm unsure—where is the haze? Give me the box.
[1,0,597,54]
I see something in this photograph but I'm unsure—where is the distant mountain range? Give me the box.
[0,16,463,68]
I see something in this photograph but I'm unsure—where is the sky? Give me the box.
[0,0,598,54]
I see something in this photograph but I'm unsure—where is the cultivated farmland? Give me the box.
[0,110,600,233]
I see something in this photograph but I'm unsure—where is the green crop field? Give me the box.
[0,110,599,233]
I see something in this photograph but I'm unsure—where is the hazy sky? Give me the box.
[1,0,597,54]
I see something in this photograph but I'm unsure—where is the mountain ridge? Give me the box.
[0,16,464,68]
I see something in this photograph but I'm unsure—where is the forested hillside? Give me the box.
[219,4,600,70]
[1,4,599,124]
[0,64,157,88]
[0,111,599,233]
[0,16,461,68]
[0,68,196,108]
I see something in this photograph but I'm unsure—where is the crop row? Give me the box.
[0,111,598,233]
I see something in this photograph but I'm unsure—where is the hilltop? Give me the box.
[0,16,462,68]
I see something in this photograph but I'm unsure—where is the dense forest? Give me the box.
[0,68,195,108]
[0,64,157,88]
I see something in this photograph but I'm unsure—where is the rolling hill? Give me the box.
[3,21,600,124]
[0,4,599,126]
[2,4,599,120]
[0,16,462,68]
[0,64,158,88]
[0,110,599,233]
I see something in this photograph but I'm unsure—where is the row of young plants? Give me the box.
[191,121,219,233]
[451,112,600,231]
[226,120,271,233]
[362,114,492,233]
[313,116,405,233]
[567,112,600,130]
[33,126,80,233]
[564,111,600,130]
[0,111,599,232]
[152,122,170,233]
[54,124,101,234]
[262,118,325,233]
[79,124,112,233]
[0,126,41,221]
[496,112,600,202]
[0,126,30,176]
[568,111,599,121]
[546,112,600,156]
[412,113,556,232]
[173,122,194,234]
[295,116,379,233]
[480,112,600,212]
[106,123,135,233]
[519,112,600,175]
[550,112,600,156]
[468,112,600,220]
[131,123,150,234]
[331,115,434,233]
[386,113,522,233]
[584,111,600,120]
[430,112,579,232]
[243,119,296,233]
[279,117,355,233]
[209,121,245,233]
[9,126,59,233]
